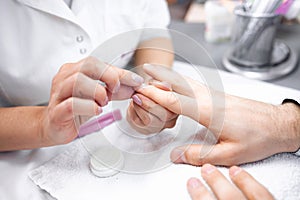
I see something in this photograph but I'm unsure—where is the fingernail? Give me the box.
[132,95,142,106]
[132,73,144,84]
[112,81,120,93]
[230,166,242,177]
[202,164,216,175]
[170,148,187,164]
[188,178,202,189]
[97,107,103,115]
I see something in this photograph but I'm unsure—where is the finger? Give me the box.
[56,62,80,81]
[132,102,166,131]
[126,104,149,130]
[132,105,177,131]
[132,94,178,122]
[201,164,246,200]
[143,64,194,96]
[78,57,120,93]
[132,101,152,126]
[53,97,102,123]
[115,67,144,87]
[230,166,274,200]
[170,143,240,166]
[187,178,214,200]
[137,85,200,122]
[110,85,135,100]
[127,102,173,134]
[148,80,172,91]
[56,73,108,106]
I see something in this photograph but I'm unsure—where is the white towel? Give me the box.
[28,115,300,200]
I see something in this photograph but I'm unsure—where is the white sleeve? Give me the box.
[140,0,171,41]
[143,0,170,29]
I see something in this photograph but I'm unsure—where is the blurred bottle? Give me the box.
[204,0,233,43]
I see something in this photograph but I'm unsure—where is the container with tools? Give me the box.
[223,0,298,80]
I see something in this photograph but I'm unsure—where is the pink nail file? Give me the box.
[78,109,122,138]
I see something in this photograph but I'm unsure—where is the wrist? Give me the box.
[277,103,300,153]
[37,106,51,147]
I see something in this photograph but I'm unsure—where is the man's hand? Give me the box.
[136,64,300,166]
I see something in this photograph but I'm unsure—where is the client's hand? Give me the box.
[126,80,178,135]
[136,64,300,166]
[187,164,274,200]
[41,57,144,146]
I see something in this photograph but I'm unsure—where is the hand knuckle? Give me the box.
[64,98,74,114]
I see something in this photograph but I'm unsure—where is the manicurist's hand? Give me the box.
[136,64,300,166]
[42,57,144,146]
[187,164,274,200]
[0,56,144,151]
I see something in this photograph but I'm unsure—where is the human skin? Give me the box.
[0,57,144,151]
[187,164,274,200]
[126,37,179,134]
[135,64,300,166]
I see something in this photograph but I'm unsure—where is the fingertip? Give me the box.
[131,73,144,85]
[201,164,216,175]
[229,166,243,177]
[187,177,202,190]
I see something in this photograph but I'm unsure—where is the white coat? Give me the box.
[0,0,170,106]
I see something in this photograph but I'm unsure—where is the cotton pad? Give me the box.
[90,146,124,178]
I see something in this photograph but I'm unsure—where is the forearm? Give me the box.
[134,37,174,79]
[0,106,46,151]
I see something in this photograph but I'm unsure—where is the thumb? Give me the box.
[170,144,236,166]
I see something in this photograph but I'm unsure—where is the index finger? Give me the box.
[137,85,201,122]
[78,57,144,93]
[201,164,246,200]
[115,67,144,87]
[78,57,120,93]
[229,166,274,200]
[143,64,195,96]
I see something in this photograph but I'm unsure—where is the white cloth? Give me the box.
[28,61,300,200]
[28,140,300,200]
[0,0,170,106]
[63,0,72,8]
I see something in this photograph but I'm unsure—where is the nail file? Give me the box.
[78,109,122,137]
[90,146,124,178]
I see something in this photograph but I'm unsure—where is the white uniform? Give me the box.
[0,0,170,106]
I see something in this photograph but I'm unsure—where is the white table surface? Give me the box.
[0,61,299,200]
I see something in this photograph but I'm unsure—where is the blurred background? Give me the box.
[165,0,300,90]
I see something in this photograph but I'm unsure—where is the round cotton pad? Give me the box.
[90,146,124,178]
